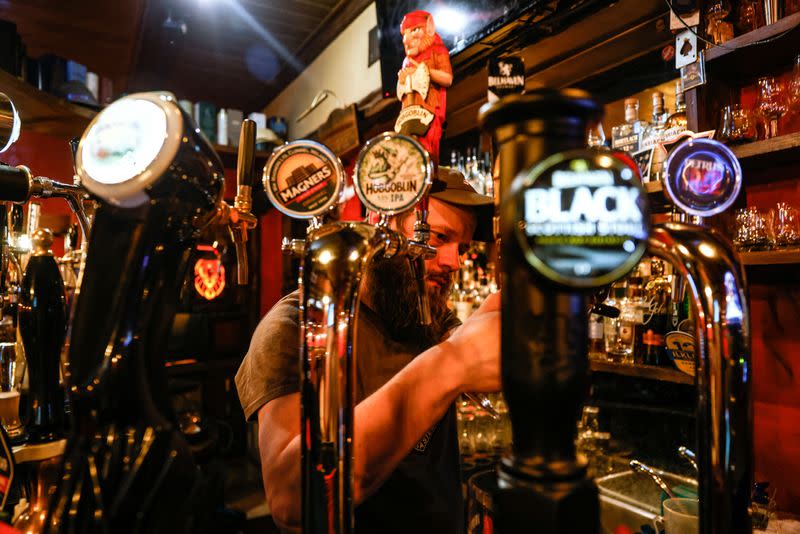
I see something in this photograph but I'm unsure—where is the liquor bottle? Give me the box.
[604,283,630,363]
[587,122,607,148]
[664,80,688,138]
[611,98,644,153]
[482,152,494,197]
[624,267,648,365]
[642,258,672,366]
[588,311,606,361]
[641,91,668,182]
[468,148,484,195]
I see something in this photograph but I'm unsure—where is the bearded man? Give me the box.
[236,168,499,533]
[395,10,453,165]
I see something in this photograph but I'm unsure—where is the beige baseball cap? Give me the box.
[429,166,494,242]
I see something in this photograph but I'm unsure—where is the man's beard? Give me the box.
[363,253,453,349]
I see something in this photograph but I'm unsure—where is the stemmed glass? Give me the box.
[756,76,788,139]
[789,54,800,117]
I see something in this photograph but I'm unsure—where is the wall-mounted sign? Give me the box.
[353,133,432,215]
[663,137,741,217]
[194,244,226,301]
[514,149,651,289]
[263,140,344,219]
[488,56,525,102]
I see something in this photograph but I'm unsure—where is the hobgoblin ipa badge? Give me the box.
[263,140,343,219]
[515,149,651,289]
[664,137,741,217]
[354,133,432,215]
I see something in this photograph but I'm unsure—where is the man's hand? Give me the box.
[445,292,501,393]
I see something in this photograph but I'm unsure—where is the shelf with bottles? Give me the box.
[589,360,694,385]
[703,10,800,79]
[0,69,96,139]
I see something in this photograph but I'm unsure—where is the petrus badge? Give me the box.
[263,140,344,219]
[514,149,651,289]
[664,137,741,217]
[354,133,432,215]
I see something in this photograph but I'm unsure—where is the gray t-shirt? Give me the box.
[235,290,465,533]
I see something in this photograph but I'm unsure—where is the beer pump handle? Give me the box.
[230,119,258,285]
[410,196,433,325]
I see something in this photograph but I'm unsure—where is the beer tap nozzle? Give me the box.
[229,120,258,285]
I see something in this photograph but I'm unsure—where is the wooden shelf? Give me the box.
[590,360,694,385]
[0,70,96,139]
[704,12,800,78]
[644,181,663,194]
[738,248,800,265]
[212,144,273,170]
[729,132,800,167]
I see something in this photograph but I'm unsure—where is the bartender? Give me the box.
[235,167,500,533]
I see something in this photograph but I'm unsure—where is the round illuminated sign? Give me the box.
[0,93,21,154]
[76,92,183,207]
[353,133,432,215]
[263,140,344,219]
[513,149,651,289]
[664,138,742,217]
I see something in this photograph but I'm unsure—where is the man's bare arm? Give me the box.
[259,293,500,531]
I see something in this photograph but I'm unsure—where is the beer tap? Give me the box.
[195,119,258,285]
[265,132,434,534]
[479,89,652,533]
[44,91,241,532]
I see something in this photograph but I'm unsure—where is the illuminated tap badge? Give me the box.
[263,140,344,219]
[664,137,742,217]
[353,133,432,215]
[516,149,651,289]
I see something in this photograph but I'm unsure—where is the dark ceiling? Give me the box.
[0,0,372,113]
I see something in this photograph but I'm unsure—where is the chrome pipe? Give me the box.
[299,221,401,534]
[647,222,752,534]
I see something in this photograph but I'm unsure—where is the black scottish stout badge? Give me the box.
[513,149,651,289]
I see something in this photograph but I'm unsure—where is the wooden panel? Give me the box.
[739,249,800,265]
[0,0,146,93]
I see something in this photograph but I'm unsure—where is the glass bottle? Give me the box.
[604,283,631,363]
[588,311,606,362]
[641,91,669,182]
[736,0,764,33]
[664,80,688,137]
[789,54,800,117]
[611,98,644,153]
[642,258,673,366]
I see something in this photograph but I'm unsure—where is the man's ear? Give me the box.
[425,15,435,36]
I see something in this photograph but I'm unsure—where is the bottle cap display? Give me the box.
[262,140,344,219]
[512,148,651,289]
[663,137,742,217]
[353,132,432,215]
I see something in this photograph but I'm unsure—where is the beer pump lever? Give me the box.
[195,119,258,284]
[0,163,92,241]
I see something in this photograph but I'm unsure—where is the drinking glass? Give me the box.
[730,105,758,143]
[789,54,800,117]
[767,203,800,247]
[0,342,25,441]
[757,77,789,139]
[734,207,770,250]
[737,0,765,33]
[717,105,734,143]
[706,1,734,44]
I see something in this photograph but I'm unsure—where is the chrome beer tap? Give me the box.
[264,132,434,534]
[645,137,753,534]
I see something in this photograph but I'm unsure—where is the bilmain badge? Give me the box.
[354,133,432,215]
[263,140,344,219]
[515,149,651,289]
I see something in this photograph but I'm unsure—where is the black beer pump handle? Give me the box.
[0,164,32,203]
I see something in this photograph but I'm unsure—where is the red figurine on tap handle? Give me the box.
[395,10,453,166]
